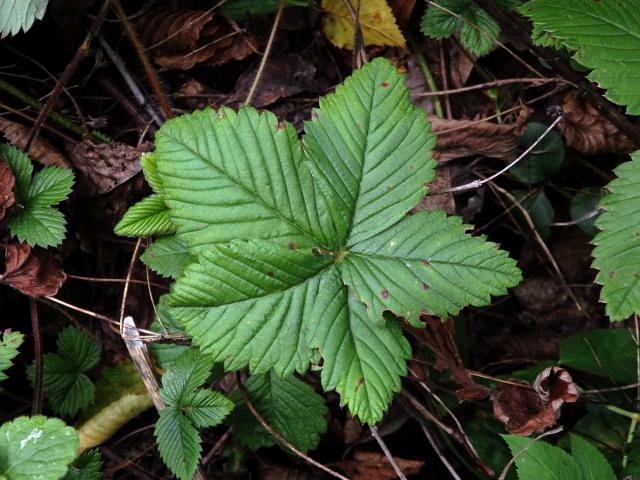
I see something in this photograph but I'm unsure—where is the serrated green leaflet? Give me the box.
[125,58,521,424]
[0,0,48,38]
[0,415,78,480]
[230,372,327,452]
[591,152,640,320]
[141,236,194,278]
[63,450,102,480]
[114,194,175,237]
[520,0,640,115]
[502,435,582,480]
[570,434,616,480]
[155,407,200,480]
[0,330,23,385]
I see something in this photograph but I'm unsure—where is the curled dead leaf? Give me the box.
[337,451,424,480]
[66,140,152,196]
[0,118,71,168]
[0,161,15,221]
[492,367,578,436]
[430,110,530,162]
[139,10,255,70]
[1,243,66,297]
[559,91,637,155]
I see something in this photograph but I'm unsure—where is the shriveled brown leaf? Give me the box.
[139,10,255,70]
[66,140,152,196]
[0,161,16,221]
[413,319,490,401]
[0,118,71,168]
[533,367,579,412]
[559,91,637,155]
[430,113,529,162]
[1,243,66,297]
[492,381,556,436]
[337,451,424,480]
[226,54,320,108]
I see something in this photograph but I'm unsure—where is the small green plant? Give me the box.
[117,58,522,425]
[1,144,74,247]
[154,349,233,480]
[421,0,517,56]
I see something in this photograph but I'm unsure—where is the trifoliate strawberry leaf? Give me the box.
[520,0,640,115]
[0,0,49,37]
[42,326,100,417]
[0,415,78,480]
[592,152,640,320]
[128,58,521,424]
[230,372,327,452]
[141,236,195,279]
[114,194,176,237]
[160,348,213,405]
[1,144,74,247]
[155,407,201,480]
[0,329,23,385]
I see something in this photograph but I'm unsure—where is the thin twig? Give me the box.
[370,426,407,480]
[113,0,172,120]
[550,208,603,227]
[431,115,562,194]
[244,0,285,106]
[418,421,462,480]
[97,34,163,126]
[42,296,119,325]
[25,0,112,152]
[66,273,167,289]
[202,427,233,465]
[437,41,452,119]
[30,298,43,415]
[409,38,444,118]
[237,375,349,480]
[416,77,559,96]
[119,237,143,335]
[498,426,563,480]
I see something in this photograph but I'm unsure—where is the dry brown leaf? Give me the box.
[66,140,152,197]
[413,166,455,215]
[430,114,529,162]
[492,368,577,436]
[0,161,16,221]
[390,0,417,28]
[139,10,255,70]
[1,243,66,297]
[226,54,319,108]
[322,0,406,49]
[559,91,637,155]
[337,451,424,480]
[0,118,71,168]
[413,319,490,401]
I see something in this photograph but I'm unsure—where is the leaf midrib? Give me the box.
[162,131,330,250]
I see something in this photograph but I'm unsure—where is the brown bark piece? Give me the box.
[1,243,66,297]
[0,161,15,221]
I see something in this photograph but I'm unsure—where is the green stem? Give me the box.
[606,404,639,468]
[0,78,103,142]
[409,39,444,118]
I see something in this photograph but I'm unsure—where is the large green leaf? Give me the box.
[591,152,640,320]
[570,434,616,480]
[230,372,327,452]
[0,0,48,37]
[138,58,520,424]
[0,416,78,480]
[155,407,200,480]
[502,435,582,480]
[520,0,640,115]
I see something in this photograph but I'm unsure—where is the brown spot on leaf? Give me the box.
[421,282,429,290]
[380,81,391,88]
[422,259,431,266]
[287,242,298,250]
[608,271,616,278]
[266,271,274,277]
[277,120,286,130]
[380,289,389,299]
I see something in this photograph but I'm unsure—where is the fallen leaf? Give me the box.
[492,368,577,436]
[0,118,71,168]
[337,451,424,479]
[0,161,15,221]
[322,0,406,49]
[66,140,152,197]
[492,381,556,436]
[1,243,66,297]
[559,91,637,155]
[389,0,416,28]
[533,367,579,412]
[430,110,530,162]
[226,54,319,108]
[139,10,256,70]
[413,319,489,401]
